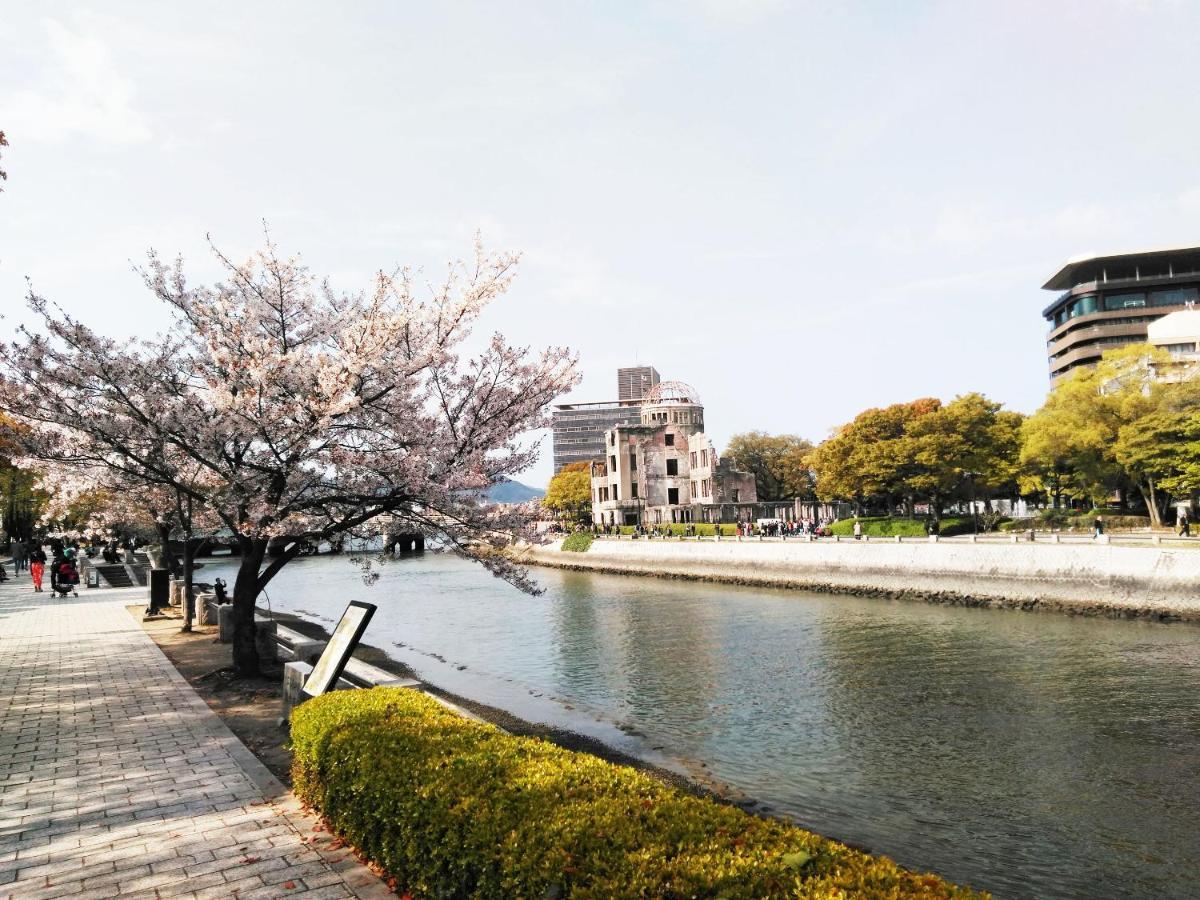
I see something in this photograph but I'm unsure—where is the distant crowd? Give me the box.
[3,536,145,598]
[585,519,837,538]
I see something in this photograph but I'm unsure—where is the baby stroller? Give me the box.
[55,553,80,598]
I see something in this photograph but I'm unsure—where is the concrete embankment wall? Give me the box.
[521,539,1200,622]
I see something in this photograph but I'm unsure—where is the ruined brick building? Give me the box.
[589,381,758,526]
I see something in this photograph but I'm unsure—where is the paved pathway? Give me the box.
[0,571,392,899]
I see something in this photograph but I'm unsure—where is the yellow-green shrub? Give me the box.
[291,688,985,898]
[562,532,594,552]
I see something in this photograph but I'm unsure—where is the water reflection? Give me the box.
[199,553,1200,899]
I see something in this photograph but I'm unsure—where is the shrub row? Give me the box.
[562,531,595,552]
[826,516,980,538]
[291,688,984,898]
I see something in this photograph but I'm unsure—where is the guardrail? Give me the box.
[587,532,1200,547]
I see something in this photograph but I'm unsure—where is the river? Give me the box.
[198,551,1200,899]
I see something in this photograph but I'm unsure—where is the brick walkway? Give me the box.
[0,571,392,899]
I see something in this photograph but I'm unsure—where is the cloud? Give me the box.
[1177,187,1200,213]
[654,0,790,26]
[0,19,151,144]
[930,201,1119,248]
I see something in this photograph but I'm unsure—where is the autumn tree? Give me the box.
[810,394,1021,522]
[0,235,578,675]
[724,432,814,501]
[809,398,940,513]
[543,462,592,523]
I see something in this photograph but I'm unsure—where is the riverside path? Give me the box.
[0,572,391,899]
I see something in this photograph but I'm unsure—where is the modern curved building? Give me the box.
[1042,245,1200,382]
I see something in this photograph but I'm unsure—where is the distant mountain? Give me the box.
[488,478,545,504]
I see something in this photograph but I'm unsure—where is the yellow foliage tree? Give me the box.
[543,462,592,523]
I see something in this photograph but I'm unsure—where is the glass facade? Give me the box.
[1151,286,1199,307]
[1104,292,1144,311]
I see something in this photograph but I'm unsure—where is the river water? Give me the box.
[199,552,1200,898]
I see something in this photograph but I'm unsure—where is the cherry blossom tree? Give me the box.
[0,235,578,674]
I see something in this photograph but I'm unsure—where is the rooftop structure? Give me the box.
[1041,245,1200,383]
[616,366,661,402]
[551,365,658,472]
[1147,305,1200,383]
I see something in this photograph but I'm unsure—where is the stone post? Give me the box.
[282,661,313,721]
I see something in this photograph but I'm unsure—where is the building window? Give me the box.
[610,455,617,472]
[690,481,697,498]
[631,482,638,498]
[668,487,679,504]
[731,489,739,502]
[665,433,675,446]
[701,449,708,466]
[666,458,678,476]
[1151,287,1199,307]
[629,451,637,471]
[612,483,619,501]
[1163,342,1197,355]
[703,479,710,497]
[690,452,697,466]
[1104,292,1145,311]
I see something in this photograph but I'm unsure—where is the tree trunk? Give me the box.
[181,537,196,633]
[1142,479,1164,529]
[231,538,267,676]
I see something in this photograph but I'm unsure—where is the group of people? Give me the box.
[6,538,81,596]
[589,519,835,538]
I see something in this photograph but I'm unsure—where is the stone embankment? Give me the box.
[520,537,1200,623]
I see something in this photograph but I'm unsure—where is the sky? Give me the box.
[2,1,1199,489]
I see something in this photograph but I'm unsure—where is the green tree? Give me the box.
[1114,379,1200,515]
[1021,343,1171,525]
[903,393,1021,525]
[543,462,593,522]
[724,432,814,501]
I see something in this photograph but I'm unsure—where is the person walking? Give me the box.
[12,538,27,575]
[1179,510,1191,537]
[853,519,863,541]
[1093,516,1104,538]
[29,543,46,593]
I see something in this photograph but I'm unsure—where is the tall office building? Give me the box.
[1042,245,1200,383]
[617,366,661,401]
[551,366,660,472]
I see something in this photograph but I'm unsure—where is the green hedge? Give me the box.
[1004,512,1151,532]
[292,689,983,899]
[827,516,979,538]
[562,532,595,552]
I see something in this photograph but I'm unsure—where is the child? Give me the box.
[29,545,46,593]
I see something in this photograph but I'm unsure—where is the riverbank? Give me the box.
[139,602,761,810]
[520,536,1200,623]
